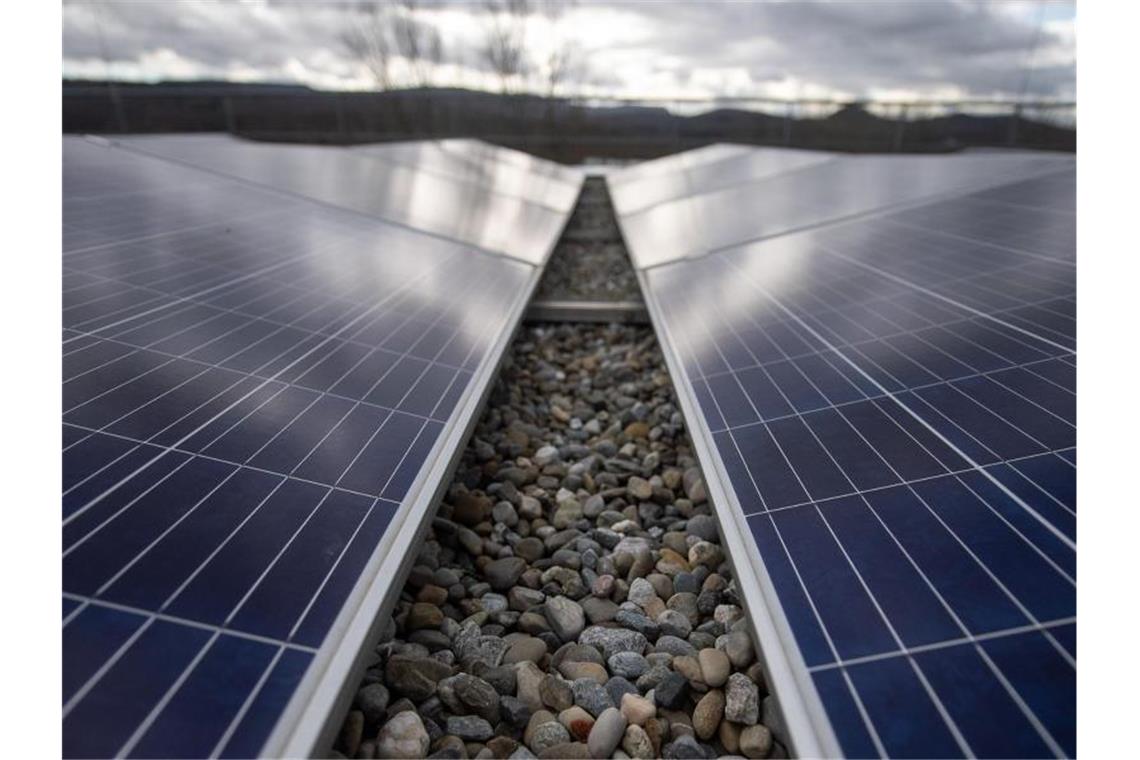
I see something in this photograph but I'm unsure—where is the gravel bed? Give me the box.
[534,177,642,304]
[332,322,784,759]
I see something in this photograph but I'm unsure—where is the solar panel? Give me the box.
[616,146,1076,758]
[354,140,581,212]
[608,146,834,216]
[120,134,579,264]
[619,151,1075,269]
[62,135,577,758]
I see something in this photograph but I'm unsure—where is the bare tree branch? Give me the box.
[342,0,445,90]
[481,0,531,93]
[340,2,392,90]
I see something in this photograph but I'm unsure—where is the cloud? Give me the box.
[62,0,1076,101]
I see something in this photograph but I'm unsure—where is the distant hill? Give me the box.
[62,80,1075,163]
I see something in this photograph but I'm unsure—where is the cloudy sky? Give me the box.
[63,1,1076,103]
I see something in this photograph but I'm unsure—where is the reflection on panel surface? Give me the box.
[61,136,556,757]
[121,134,579,264]
[620,145,1076,758]
[619,149,1073,268]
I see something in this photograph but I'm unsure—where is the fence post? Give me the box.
[336,94,348,142]
[223,96,236,134]
[109,83,128,133]
[892,103,908,152]
[1007,103,1022,147]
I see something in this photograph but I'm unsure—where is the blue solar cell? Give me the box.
[812,669,881,758]
[911,644,1056,758]
[849,656,966,757]
[126,635,279,759]
[625,146,1075,757]
[64,620,213,758]
[62,136,568,756]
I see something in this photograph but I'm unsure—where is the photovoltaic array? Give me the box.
[62,135,581,758]
[612,146,1076,758]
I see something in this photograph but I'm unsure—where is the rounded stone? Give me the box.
[587,707,627,759]
[376,711,430,759]
[740,724,773,759]
[608,651,650,679]
[697,648,731,688]
[620,693,656,726]
[692,689,725,740]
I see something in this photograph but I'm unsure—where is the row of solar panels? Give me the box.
[611,146,1076,758]
[62,135,582,758]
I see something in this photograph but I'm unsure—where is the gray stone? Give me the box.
[613,609,660,639]
[655,672,689,710]
[503,636,548,665]
[356,683,390,725]
[725,673,759,725]
[501,695,533,727]
[664,734,713,759]
[485,557,528,591]
[492,500,519,527]
[605,676,639,706]
[718,630,755,669]
[682,469,707,504]
[544,596,585,642]
[452,673,501,723]
[654,635,696,658]
[571,678,614,718]
[579,626,648,659]
[385,656,452,701]
[580,597,619,624]
[636,664,671,691]
[627,578,658,608]
[525,714,571,754]
[446,715,494,741]
[538,673,573,711]
[656,609,692,639]
[608,651,650,679]
[376,711,430,759]
[587,707,627,759]
[534,445,560,467]
[622,723,655,759]
[686,515,718,542]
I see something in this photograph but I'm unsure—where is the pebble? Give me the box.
[579,626,648,659]
[485,557,528,591]
[504,637,548,665]
[740,724,773,759]
[587,707,627,759]
[655,672,690,710]
[620,693,656,726]
[446,715,494,741]
[692,689,725,740]
[539,674,574,711]
[621,723,655,759]
[571,677,615,717]
[525,711,571,754]
[356,683,389,725]
[376,711,430,759]
[544,597,586,642]
[335,317,784,759]
[558,705,596,741]
[725,673,760,725]
[608,651,649,679]
[697,648,731,688]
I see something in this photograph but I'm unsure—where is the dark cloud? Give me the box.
[62,0,1075,100]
